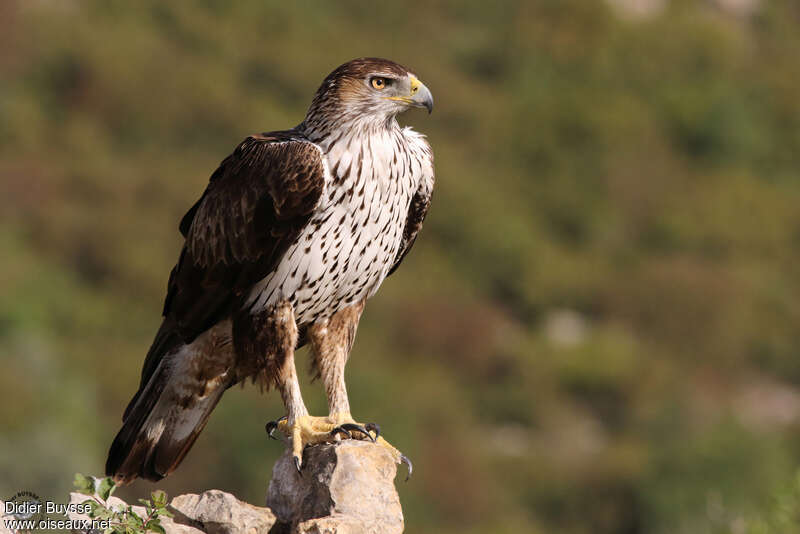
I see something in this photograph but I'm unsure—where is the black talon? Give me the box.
[339,423,375,442]
[400,454,413,482]
[330,426,352,439]
[265,421,279,440]
[265,416,287,440]
[294,455,302,473]
[364,422,381,440]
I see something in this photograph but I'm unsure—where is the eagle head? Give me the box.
[306,58,434,124]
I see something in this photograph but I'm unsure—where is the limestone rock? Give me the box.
[267,440,404,534]
[67,492,204,534]
[67,490,275,534]
[65,440,404,534]
[171,490,276,534]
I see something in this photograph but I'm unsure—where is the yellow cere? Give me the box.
[409,75,420,95]
[385,74,422,103]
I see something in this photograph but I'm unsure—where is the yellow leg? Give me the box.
[268,303,411,477]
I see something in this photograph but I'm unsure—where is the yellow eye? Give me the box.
[371,77,386,90]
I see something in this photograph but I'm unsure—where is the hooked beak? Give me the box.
[385,74,434,114]
[409,75,434,114]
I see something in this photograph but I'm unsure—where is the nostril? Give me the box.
[412,87,418,94]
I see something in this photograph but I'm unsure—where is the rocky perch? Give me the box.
[68,440,405,534]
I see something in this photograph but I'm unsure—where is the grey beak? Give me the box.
[412,82,434,114]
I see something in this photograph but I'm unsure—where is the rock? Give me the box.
[66,440,404,534]
[67,492,205,534]
[171,490,277,534]
[267,440,404,534]
[67,490,275,534]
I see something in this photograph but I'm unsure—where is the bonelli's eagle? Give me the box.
[106,58,434,483]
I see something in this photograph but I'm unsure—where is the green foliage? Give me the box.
[73,473,96,496]
[73,474,172,534]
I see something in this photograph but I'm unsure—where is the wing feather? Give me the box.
[388,182,432,276]
[165,132,325,344]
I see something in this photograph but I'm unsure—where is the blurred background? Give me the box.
[1,0,800,532]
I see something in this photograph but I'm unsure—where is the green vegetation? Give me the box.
[2,1,800,533]
[74,474,172,534]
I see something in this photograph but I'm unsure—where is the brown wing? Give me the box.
[110,132,325,481]
[133,133,324,401]
[165,132,325,341]
[387,184,432,276]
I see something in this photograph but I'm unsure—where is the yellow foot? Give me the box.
[264,413,412,478]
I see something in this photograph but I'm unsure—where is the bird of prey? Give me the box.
[106,58,434,483]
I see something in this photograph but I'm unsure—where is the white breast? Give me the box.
[246,125,432,325]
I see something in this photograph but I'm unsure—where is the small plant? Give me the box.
[73,473,173,534]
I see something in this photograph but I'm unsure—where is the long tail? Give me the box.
[106,320,234,484]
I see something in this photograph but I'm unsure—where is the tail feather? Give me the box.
[107,322,234,484]
[123,319,183,421]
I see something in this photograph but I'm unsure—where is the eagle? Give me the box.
[106,58,434,483]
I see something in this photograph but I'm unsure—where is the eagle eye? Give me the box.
[370,77,388,90]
